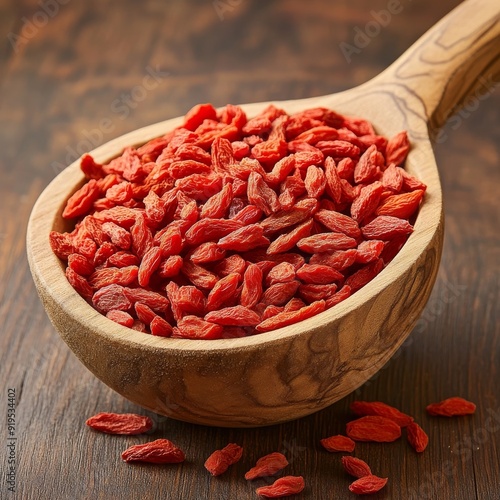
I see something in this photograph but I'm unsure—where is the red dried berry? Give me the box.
[320,435,355,453]
[255,476,305,498]
[406,422,429,452]
[349,474,388,495]
[121,439,185,464]
[346,416,402,442]
[426,397,476,417]
[245,452,289,480]
[341,456,372,478]
[86,412,153,435]
[204,443,243,476]
[350,401,414,427]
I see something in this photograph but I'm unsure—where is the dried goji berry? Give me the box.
[304,165,326,198]
[130,213,153,259]
[350,401,414,427]
[240,263,263,309]
[346,416,402,442]
[108,251,139,268]
[344,259,384,292]
[320,435,355,453]
[349,474,388,495]
[218,224,270,252]
[50,231,76,260]
[63,179,101,219]
[324,284,352,308]
[309,249,357,271]
[426,397,476,416]
[138,246,162,287]
[406,422,429,452]
[255,476,305,498]
[245,452,289,480]
[266,219,314,255]
[362,216,413,240]
[354,144,380,184]
[205,305,261,327]
[121,439,185,464]
[382,163,404,192]
[314,209,361,238]
[256,300,325,332]
[181,261,218,289]
[184,217,243,246]
[341,456,372,478]
[204,443,243,476]
[297,233,357,253]
[150,315,173,337]
[86,412,153,435]
[206,273,240,312]
[92,284,132,313]
[247,172,281,216]
[68,253,94,276]
[106,309,134,327]
[200,182,233,219]
[122,287,170,312]
[299,283,338,303]
[355,240,385,264]
[296,264,343,284]
[182,103,217,131]
[158,255,184,278]
[134,302,157,325]
[375,189,425,219]
[350,181,384,223]
[175,315,223,340]
[266,262,296,286]
[214,254,247,278]
[261,281,301,307]
[231,204,263,225]
[88,266,139,290]
[386,130,410,166]
[66,267,93,301]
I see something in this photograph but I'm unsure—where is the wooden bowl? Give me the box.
[27,0,498,427]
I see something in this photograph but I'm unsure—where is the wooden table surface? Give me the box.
[1,0,499,499]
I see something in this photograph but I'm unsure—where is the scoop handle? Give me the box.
[375,0,500,136]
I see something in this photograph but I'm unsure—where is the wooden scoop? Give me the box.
[27,0,499,427]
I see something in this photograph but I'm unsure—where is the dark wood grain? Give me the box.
[1,0,499,499]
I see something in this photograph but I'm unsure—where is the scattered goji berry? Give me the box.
[349,474,388,495]
[255,476,305,498]
[350,401,414,427]
[204,443,243,476]
[346,416,402,442]
[341,456,372,478]
[245,452,289,480]
[406,422,429,452]
[121,439,185,464]
[86,412,153,435]
[426,397,476,417]
[320,435,355,453]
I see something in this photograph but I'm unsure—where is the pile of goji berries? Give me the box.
[86,397,475,497]
[50,103,426,338]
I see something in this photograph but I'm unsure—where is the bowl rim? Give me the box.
[27,98,443,355]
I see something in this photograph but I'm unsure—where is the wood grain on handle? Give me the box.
[374,0,500,134]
